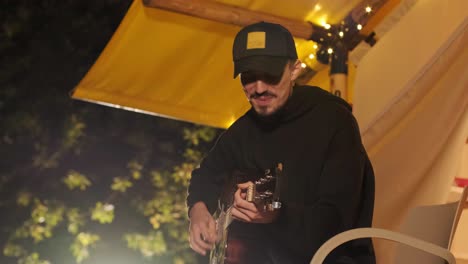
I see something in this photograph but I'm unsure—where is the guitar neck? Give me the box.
[225,206,234,228]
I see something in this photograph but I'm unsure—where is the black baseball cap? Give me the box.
[232,21,298,78]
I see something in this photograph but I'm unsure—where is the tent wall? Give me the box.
[353,0,468,261]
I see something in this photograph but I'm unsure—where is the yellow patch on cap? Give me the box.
[247,31,266,49]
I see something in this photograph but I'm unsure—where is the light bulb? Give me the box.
[322,22,331,30]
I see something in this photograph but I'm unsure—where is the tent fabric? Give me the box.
[71,0,359,128]
[72,0,247,128]
[352,0,468,262]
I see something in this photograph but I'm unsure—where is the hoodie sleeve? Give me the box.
[186,130,236,215]
[300,103,371,262]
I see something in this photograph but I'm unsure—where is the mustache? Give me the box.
[250,92,276,100]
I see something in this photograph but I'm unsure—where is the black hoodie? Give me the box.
[187,85,376,263]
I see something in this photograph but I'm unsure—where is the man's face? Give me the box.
[240,60,301,116]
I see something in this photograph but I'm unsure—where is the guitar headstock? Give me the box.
[244,163,282,211]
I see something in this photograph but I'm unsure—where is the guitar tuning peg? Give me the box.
[271,201,282,209]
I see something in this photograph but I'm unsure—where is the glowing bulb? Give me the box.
[309,54,315,59]
[314,4,322,11]
[365,6,372,13]
[357,24,363,30]
[313,44,318,49]
[38,217,45,223]
[327,48,333,54]
[339,31,344,37]
[322,21,331,30]
[301,63,307,68]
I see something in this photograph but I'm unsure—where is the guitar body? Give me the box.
[209,164,283,264]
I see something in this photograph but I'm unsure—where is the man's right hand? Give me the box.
[188,202,217,256]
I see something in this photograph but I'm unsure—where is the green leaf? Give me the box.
[3,242,26,257]
[110,177,133,192]
[66,208,85,234]
[128,160,143,180]
[183,127,217,146]
[131,170,142,180]
[124,231,167,258]
[18,252,50,264]
[151,171,167,189]
[17,191,32,207]
[70,232,100,263]
[63,114,86,149]
[172,163,194,186]
[127,160,143,171]
[63,170,91,190]
[26,200,65,242]
[91,202,114,224]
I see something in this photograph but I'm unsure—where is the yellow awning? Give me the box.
[72,0,358,128]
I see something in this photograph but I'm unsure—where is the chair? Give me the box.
[310,187,468,264]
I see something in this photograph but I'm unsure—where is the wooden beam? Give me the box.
[143,0,318,40]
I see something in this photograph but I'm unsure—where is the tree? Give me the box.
[1,1,221,263]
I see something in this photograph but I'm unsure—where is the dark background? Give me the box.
[1,1,220,263]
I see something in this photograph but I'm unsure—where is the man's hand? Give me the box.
[231,182,280,223]
[188,202,216,256]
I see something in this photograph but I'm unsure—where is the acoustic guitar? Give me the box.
[209,163,283,264]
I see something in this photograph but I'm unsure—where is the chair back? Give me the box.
[309,187,467,264]
[394,187,468,264]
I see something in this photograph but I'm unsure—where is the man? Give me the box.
[187,21,376,263]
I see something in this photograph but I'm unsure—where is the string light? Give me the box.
[309,4,374,68]
[322,22,331,30]
[301,62,307,68]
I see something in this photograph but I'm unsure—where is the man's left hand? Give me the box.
[231,182,280,223]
